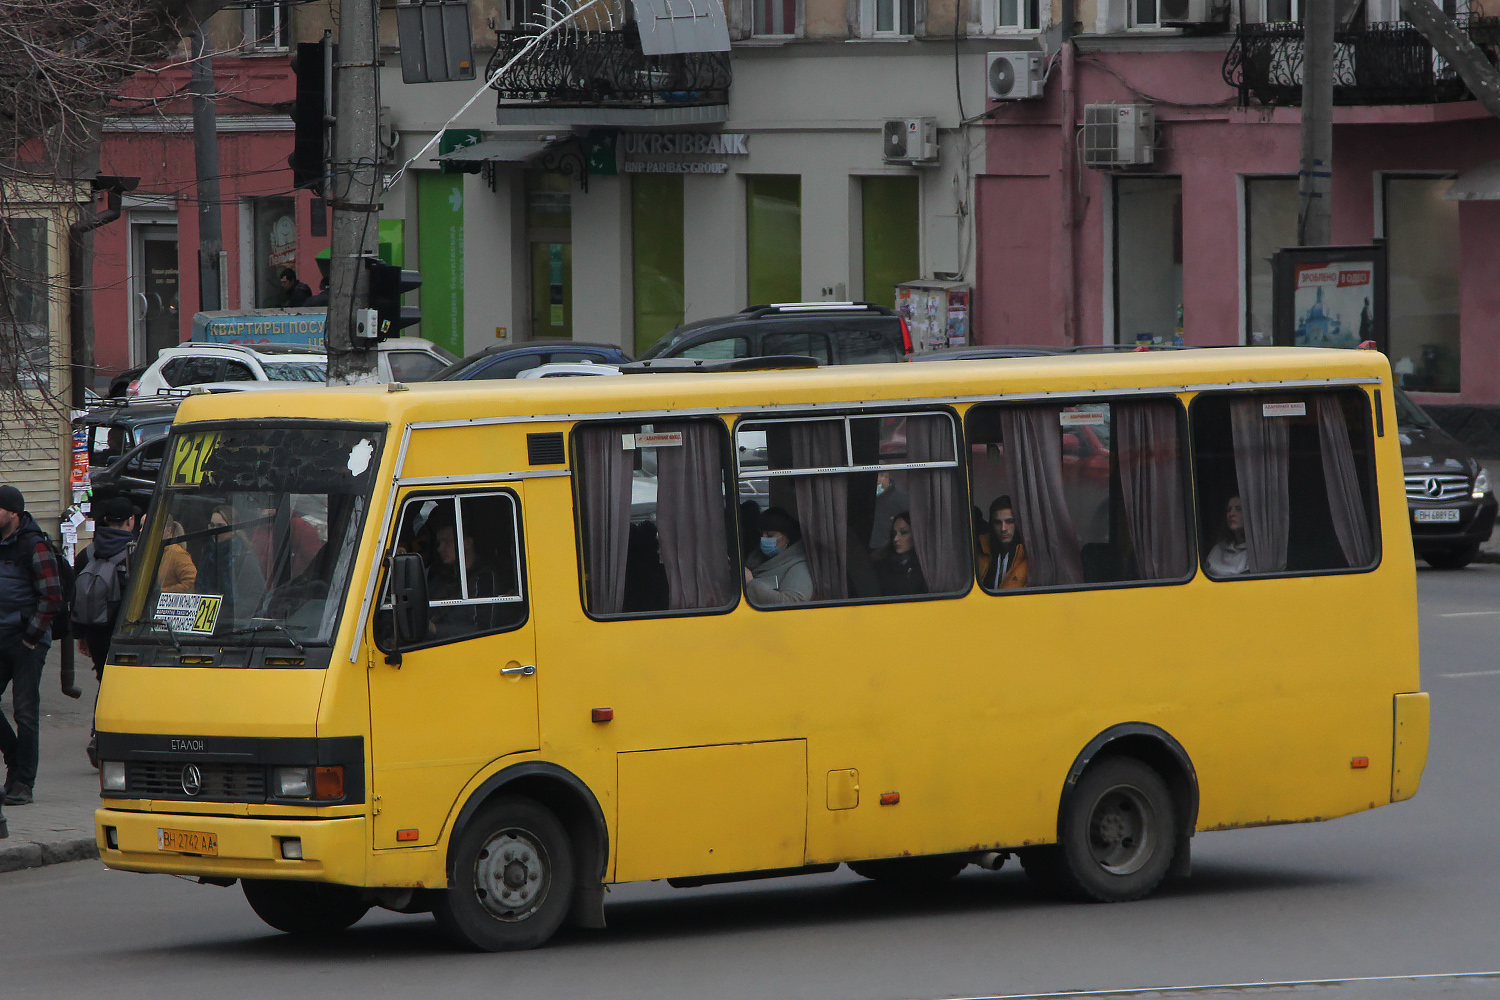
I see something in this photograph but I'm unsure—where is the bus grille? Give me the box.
[125,761,267,801]
[1405,474,1470,502]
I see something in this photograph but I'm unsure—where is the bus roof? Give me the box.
[172,347,1391,429]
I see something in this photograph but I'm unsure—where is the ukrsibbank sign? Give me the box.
[622,132,749,174]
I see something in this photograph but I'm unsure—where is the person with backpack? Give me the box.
[73,496,139,683]
[0,485,65,808]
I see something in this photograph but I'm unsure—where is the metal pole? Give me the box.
[191,25,224,312]
[326,0,382,384]
[1297,1,1334,246]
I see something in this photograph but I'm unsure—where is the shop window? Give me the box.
[573,420,738,618]
[1384,175,1460,393]
[527,171,573,338]
[746,176,801,306]
[1191,391,1378,578]
[735,412,970,606]
[752,0,798,35]
[967,399,1194,591]
[0,218,50,387]
[244,2,292,52]
[248,197,297,308]
[1244,176,1297,347]
[1114,176,1182,346]
[861,176,919,312]
[381,492,526,647]
[632,174,685,356]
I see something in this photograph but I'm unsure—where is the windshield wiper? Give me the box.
[225,620,306,653]
[122,617,184,654]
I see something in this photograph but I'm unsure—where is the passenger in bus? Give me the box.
[980,496,1029,590]
[155,520,198,594]
[873,513,927,596]
[743,507,813,605]
[1205,496,1248,576]
[868,471,910,551]
[428,521,504,636]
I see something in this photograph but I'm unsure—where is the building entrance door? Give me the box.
[131,221,180,366]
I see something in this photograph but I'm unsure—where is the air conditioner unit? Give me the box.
[882,118,939,165]
[1159,0,1230,27]
[1082,104,1155,168]
[987,51,1044,101]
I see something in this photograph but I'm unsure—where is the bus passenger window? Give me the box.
[966,399,1193,591]
[1191,390,1377,578]
[735,411,970,607]
[573,420,737,618]
[383,491,527,646]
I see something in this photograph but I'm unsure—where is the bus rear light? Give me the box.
[313,766,345,800]
[1351,757,1370,769]
[899,317,913,355]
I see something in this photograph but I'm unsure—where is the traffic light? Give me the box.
[366,259,422,339]
[289,40,335,193]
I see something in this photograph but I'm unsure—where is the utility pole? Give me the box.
[190,23,223,312]
[1297,0,1334,246]
[326,0,382,384]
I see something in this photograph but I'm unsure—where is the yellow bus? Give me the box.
[94,347,1428,951]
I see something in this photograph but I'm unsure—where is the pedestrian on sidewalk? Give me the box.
[0,484,64,808]
[74,496,139,681]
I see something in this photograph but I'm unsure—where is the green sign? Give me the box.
[586,129,618,176]
[439,128,483,175]
[417,171,464,357]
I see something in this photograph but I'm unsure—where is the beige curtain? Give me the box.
[576,425,634,614]
[655,421,735,609]
[1316,395,1375,568]
[1115,400,1191,580]
[1230,398,1291,573]
[791,422,848,601]
[905,415,970,593]
[998,406,1083,587]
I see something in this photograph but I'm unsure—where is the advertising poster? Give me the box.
[1271,244,1387,354]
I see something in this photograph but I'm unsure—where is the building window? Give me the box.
[1384,175,1460,393]
[752,0,797,36]
[1130,0,1160,27]
[526,171,573,338]
[1260,0,1299,20]
[248,196,297,308]
[745,176,801,306]
[632,174,684,356]
[0,218,51,387]
[244,1,291,51]
[860,176,919,311]
[1113,176,1182,346]
[983,0,1041,32]
[859,0,914,35]
[1244,176,1297,347]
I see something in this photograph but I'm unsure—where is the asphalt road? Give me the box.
[4,564,1499,1000]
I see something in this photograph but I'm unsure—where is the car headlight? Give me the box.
[100,761,126,793]
[1475,469,1492,500]
[273,766,311,798]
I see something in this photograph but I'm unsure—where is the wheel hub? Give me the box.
[472,829,549,921]
[1087,783,1155,876]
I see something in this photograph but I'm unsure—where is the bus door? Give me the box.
[367,486,538,850]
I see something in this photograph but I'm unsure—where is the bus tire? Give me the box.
[434,796,574,952]
[1056,757,1175,903]
[848,854,968,886]
[241,879,371,936]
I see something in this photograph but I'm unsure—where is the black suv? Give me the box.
[1396,388,1497,569]
[639,303,910,365]
[437,341,632,380]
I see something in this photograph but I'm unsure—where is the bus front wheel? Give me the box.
[434,796,575,951]
[1057,757,1175,903]
[241,879,371,935]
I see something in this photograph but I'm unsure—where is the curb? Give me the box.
[0,836,99,874]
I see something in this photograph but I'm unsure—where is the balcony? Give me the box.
[1223,18,1500,107]
[488,23,731,125]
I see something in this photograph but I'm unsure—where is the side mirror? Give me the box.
[389,552,429,648]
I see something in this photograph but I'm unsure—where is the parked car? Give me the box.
[436,341,633,381]
[89,436,166,514]
[515,361,622,378]
[638,302,910,365]
[1397,387,1496,569]
[76,398,181,472]
[131,338,455,396]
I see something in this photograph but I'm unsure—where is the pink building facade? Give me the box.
[974,39,1500,414]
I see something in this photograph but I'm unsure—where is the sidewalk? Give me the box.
[0,642,102,872]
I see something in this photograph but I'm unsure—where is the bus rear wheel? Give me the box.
[241,879,371,936]
[1056,757,1175,903]
[434,796,574,951]
[848,854,969,886]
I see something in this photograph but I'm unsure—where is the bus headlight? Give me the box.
[273,767,311,798]
[100,761,126,793]
[1474,470,1492,499]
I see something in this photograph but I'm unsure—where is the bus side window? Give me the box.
[966,398,1194,591]
[573,419,738,618]
[1191,390,1378,578]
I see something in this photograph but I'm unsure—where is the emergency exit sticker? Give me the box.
[154,593,223,635]
[1263,402,1306,418]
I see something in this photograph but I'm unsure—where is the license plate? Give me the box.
[1413,508,1461,523]
[157,827,219,856]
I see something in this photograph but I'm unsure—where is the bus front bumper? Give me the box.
[96,808,368,884]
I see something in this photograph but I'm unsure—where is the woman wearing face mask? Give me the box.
[1205,495,1248,576]
[743,506,813,605]
[872,512,927,597]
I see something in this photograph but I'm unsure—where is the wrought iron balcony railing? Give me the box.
[1223,18,1500,107]
[487,24,731,109]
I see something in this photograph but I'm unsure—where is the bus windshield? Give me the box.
[120,423,384,651]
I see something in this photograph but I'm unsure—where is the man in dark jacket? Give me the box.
[279,268,313,307]
[74,496,138,681]
[0,485,64,808]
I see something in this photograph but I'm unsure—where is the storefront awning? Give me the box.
[1444,161,1500,201]
[437,139,550,164]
